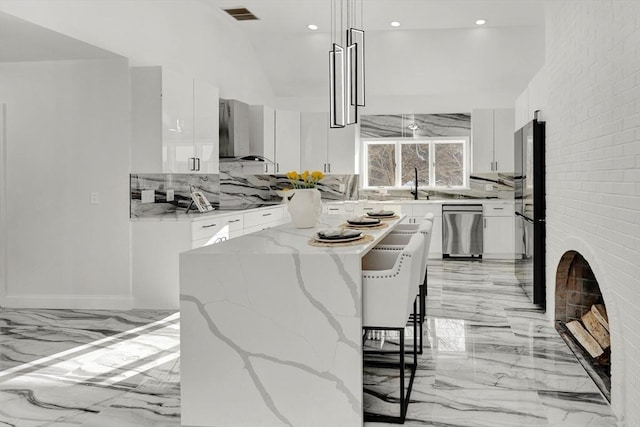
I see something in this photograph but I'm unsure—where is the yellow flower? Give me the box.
[286,170,324,188]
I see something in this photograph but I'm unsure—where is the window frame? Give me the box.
[361,136,470,190]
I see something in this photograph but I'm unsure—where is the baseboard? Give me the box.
[1,294,134,310]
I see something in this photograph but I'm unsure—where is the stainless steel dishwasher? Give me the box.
[442,204,483,258]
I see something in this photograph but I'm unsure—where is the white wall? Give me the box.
[278,90,520,115]
[0,0,275,105]
[0,59,132,309]
[544,1,640,425]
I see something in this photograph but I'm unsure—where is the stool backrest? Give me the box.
[423,212,435,222]
[362,232,424,328]
[416,221,433,283]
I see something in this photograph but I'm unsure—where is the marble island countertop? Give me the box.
[179,214,406,426]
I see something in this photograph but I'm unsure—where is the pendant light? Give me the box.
[330,0,365,128]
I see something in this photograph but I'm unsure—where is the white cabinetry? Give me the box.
[243,206,287,235]
[131,66,218,174]
[471,108,514,173]
[249,105,276,173]
[274,110,301,173]
[131,206,290,309]
[483,202,516,259]
[192,79,219,173]
[250,107,301,174]
[406,203,442,259]
[300,112,358,174]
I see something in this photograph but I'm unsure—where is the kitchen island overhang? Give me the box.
[179,215,405,426]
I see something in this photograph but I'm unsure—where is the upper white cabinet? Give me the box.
[131,66,219,174]
[274,109,300,173]
[471,108,514,173]
[249,105,276,173]
[193,79,219,173]
[300,112,358,174]
[249,107,300,174]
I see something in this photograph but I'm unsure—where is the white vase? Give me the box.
[287,188,322,228]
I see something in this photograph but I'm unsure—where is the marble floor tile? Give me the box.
[0,260,618,426]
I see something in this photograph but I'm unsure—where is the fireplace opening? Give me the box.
[554,250,611,402]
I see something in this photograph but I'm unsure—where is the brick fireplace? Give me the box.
[554,250,611,402]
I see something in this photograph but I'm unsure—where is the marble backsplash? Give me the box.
[360,113,471,138]
[130,174,221,218]
[131,173,359,217]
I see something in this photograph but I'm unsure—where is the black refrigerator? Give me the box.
[514,116,545,308]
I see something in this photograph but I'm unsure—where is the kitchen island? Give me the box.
[179,214,405,426]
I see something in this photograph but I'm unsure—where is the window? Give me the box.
[363,138,468,189]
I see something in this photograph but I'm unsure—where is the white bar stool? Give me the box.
[374,221,432,353]
[361,232,424,424]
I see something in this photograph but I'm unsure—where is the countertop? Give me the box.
[130,203,286,222]
[326,198,514,205]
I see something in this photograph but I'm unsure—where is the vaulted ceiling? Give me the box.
[203,0,547,106]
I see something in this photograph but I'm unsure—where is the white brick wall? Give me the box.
[544,1,640,425]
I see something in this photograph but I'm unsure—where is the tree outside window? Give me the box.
[364,138,468,188]
[366,143,396,187]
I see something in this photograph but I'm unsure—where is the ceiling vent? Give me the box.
[223,7,259,21]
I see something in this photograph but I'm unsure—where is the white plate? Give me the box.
[346,222,380,227]
[367,211,395,217]
[314,234,364,243]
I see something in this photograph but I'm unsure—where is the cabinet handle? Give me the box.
[327,163,331,173]
[202,223,217,228]
[196,157,201,171]
[495,161,498,171]
[262,213,272,217]
[483,218,487,228]
[493,207,504,210]
[228,219,241,223]
[276,163,280,173]
[362,207,373,211]
[323,163,327,173]
[189,157,196,171]
[265,163,268,173]
[328,208,339,211]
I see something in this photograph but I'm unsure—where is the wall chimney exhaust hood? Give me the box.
[219,98,251,159]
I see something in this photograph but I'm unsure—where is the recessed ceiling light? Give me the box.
[390,21,400,27]
[475,19,487,26]
[307,24,318,31]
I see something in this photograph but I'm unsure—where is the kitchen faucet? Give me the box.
[410,167,418,200]
[410,167,430,200]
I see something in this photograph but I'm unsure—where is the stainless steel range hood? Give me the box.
[219,98,251,158]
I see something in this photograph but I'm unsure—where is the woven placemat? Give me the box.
[342,222,389,230]
[308,234,374,247]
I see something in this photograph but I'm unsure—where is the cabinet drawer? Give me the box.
[191,218,225,241]
[325,205,345,215]
[244,207,283,228]
[220,213,244,232]
[408,203,442,218]
[483,203,514,217]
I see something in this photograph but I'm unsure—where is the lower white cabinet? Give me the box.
[483,203,516,259]
[131,206,289,310]
[243,206,286,235]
